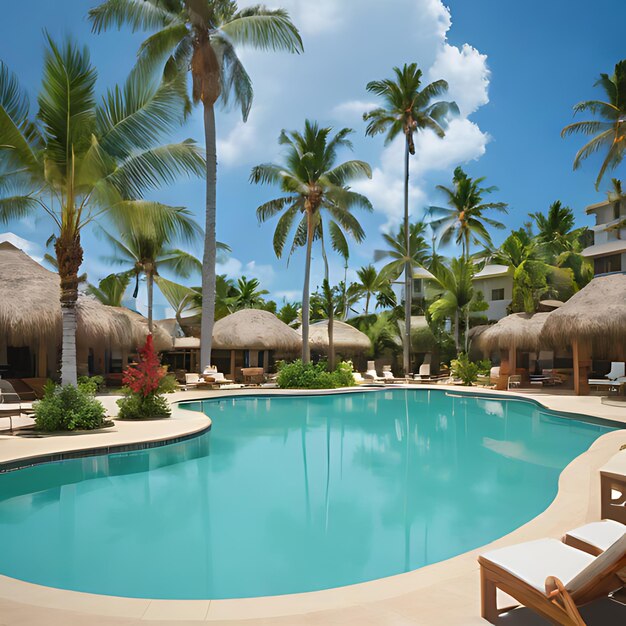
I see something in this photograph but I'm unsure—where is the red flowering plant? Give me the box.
[117,335,171,419]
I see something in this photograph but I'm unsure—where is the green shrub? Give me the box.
[34,382,107,432]
[77,374,105,395]
[476,359,492,376]
[116,391,171,420]
[450,353,480,386]
[158,373,178,394]
[277,359,356,389]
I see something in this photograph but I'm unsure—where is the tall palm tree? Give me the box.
[561,60,626,189]
[0,37,204,384]
[100,204,203,331]
[86,273,132,307]
[89,0,303,371]
[250,120,372,363]
[364,63,457,375]
[429,167,507,259]
[376,222,431,280]
[355,265,395,315]
[428,257,480,353]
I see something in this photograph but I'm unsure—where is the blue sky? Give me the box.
[1,0,624,318]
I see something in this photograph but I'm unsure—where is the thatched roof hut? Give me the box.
[0,241,170,377]
[479,312,551,352]
[212,309,301,352]
[302,319,372,355]
[541,274,626,350]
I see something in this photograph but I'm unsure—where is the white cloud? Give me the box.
[277,0,344,35]
[217,256,276,286]
[216,117,260,168]
[274,289,301,302]
[428,43,490,116]
[332,100,377,122]
[0,232,44,262]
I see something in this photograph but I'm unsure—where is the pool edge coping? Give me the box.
[0,386,624,622]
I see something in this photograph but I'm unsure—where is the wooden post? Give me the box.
[573,340,590,396]
[230,349,236,381]
[37,340,47,378]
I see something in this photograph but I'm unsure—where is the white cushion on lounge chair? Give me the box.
[566,520,625,553]
[185,373,200,385]
[480,539,594,593]
[419,363,430,377]
[607,362,625,380]
[382,370,394,379]
[353,372,364,383]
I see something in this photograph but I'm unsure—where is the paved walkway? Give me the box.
[0,387,624,624]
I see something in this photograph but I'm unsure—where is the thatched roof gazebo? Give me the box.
[541,274,626,394]
[0,241,167,379]
[213,309,302,352]
[479,312,551,353]
[302,320,372,355]
[211,309,301,378]
[478,312,551,390]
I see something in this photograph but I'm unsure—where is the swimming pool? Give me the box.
[0,389,617,599]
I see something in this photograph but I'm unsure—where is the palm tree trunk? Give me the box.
[56,232,83,386]
[454,308,460,354]
[365,292,370,316]
[147,270,154,334]
[301,210,314,364]
[328,310,335,371]
[403,134,412,376]
[200,102,217,372]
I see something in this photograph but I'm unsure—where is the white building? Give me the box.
[472,264,513,321]
[392,264,513,322]
[582,199,626,276]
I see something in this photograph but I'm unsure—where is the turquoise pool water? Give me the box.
[0,390,617,599]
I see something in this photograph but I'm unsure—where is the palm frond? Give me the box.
[88,0,176,33]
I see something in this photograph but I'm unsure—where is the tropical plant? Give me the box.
[34,381,107,432]
[450,353,479,386]
[100,204,203,331]
[117,334,171,419]
[429,167,508,259]
[349,312,401,359]
[276,359,354,389]
[377,221,430,281]
[561,60,626,189]
[428,257,484,353]
[0,38,204,384]
[354,264,396,315]
[364,64,457,375]
[90,0,303,370]
[251,120,372,363]
[277,301,300,327]
[86,273,132,307]
[530,201,587,258]
[231,275,269,310]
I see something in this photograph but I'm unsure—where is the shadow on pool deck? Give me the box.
[497,596,626,625]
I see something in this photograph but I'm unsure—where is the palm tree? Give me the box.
[100,204,203,331]
[561,60,626,189]
[89,0,303,371]
[364,63,457,375]
[377,222,431,280]
[277,301,299,327]
[428,257,481,353]
[429,167,508,259]
[86,273,132,307]
[529,201,592,289]
[250,120,372,363]
[0,38,203,384]
[606,178,625,235]
[355,265,395,315]
[530,201,586,258]
[231,276,269,310]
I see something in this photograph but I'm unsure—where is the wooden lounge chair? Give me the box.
[364,361,383,382]
[478,533,626,625]
[507,374,522,390]
[563,520,625,556]
[0,380,34,432]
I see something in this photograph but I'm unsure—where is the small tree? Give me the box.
[117,335,171,419]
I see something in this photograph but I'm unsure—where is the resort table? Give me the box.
[600,449,626,524]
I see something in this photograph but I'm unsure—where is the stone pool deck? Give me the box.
[0,386,624,625]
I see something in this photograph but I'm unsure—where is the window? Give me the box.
[594,254,622,276]
[412,278,423,294]
[491,288,505,301]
